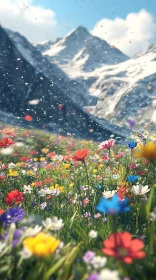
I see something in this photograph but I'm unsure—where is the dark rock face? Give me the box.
[0,27,122,141]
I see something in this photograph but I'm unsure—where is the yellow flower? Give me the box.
[8,169,19,177]
[41,148,49,154]
[93,169,98,174]
[40,157,46,162]
[59,186,65,192]
[150,134,156,141]
[50,185,55,190]
[27,170,33,175]
[63,164,70,169]
[99,164,103,169]
[69,183,74,188]
[23,232,60,257]
[134,142,156,160]
[33,158,38,161]
[16,163,21,167]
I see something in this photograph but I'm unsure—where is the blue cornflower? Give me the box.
[127,175,139,183]
[96,194,130,215]
[128,141,137,149]
[0,207,25,226]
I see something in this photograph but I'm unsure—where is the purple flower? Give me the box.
[0,208,26,226]
[83,212,91,217]
[102,217,107,222]
[2,227,24,247]
[82,250,96,263]
[40,202,47,210]
[88,273,99,280]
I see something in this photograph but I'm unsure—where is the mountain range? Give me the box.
[0,24,155,140]
[37,26,156,131]
[0,26,126,141]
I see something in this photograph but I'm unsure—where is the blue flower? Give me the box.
[96,194,130,215]
[2,227,25,247]
[128,141,137,149]
[0,207,25,226]
[127,175,139,183]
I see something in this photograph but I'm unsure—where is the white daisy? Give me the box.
[132,184,150,196]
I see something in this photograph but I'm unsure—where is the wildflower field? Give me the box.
[0,125,156,280]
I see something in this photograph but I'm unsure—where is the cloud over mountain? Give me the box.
[91,9,156,56]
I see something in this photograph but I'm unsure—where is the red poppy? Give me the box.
[13,153,18,157]
[102,232,146,264]
[73,148,88,162]
[0,208,5,215]
[24,115,33,121]
[45,164,52,169]
[1,165,6,170]
[58,104,63,110]
[33,181,42,187]
[29,150,37,155]
[5,190,24,206]
[47,152,56,158]
[0,174,7,181]
[0,138,14,148]
[20,156,30,162]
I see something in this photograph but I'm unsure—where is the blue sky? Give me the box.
[0,0,155,55]
[34,0,156,37]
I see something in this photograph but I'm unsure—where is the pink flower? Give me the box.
[98,139,116,151]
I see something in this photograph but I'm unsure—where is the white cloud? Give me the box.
[0,0,57,43]
[91,10,156,56]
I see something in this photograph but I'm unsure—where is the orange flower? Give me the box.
[73,148,88,162]
[102,232,146,264]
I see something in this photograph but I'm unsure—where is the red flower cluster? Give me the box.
[5,190,24,206]
[73,149,88,162]
[0,138,14,148]
[103,232,146,264]
[20,157,30,162]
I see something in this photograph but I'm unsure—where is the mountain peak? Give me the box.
[66,26,89,39]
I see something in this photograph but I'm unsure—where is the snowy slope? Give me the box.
[0,27,127,141]
[5,28,95,106]
[88,44,156,130]
[39,26,129,72]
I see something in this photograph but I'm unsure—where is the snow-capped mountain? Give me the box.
[37,26,155,131]
[5,28,95,106]
[38,26,129,72]
[89,44,156,130]
[0,26,126,141]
